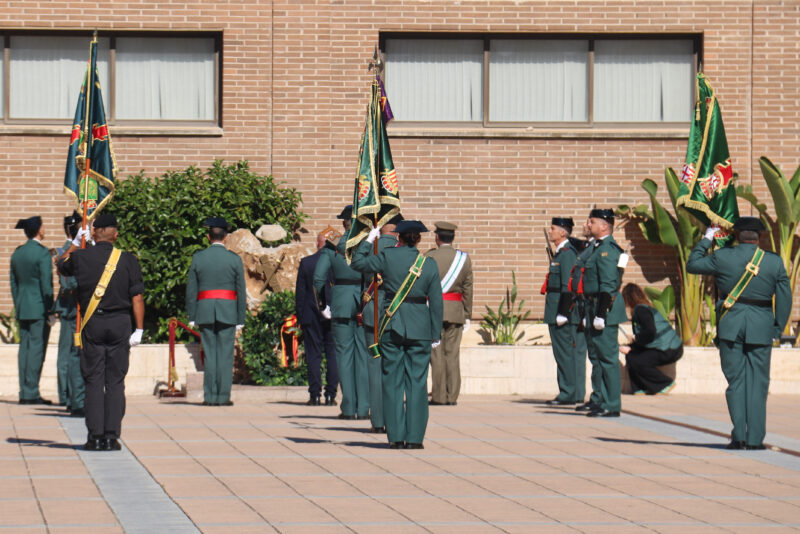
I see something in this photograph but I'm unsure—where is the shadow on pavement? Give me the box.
[284,436,390,449]
[7,437,82,450]
[595,436,726,449]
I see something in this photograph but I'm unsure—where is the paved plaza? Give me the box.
[2,392,799,533]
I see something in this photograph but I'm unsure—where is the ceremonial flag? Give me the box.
[345,78,400,261]
[64,35,117,221]
[675,73,738,245]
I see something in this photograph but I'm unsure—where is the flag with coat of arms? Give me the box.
[64,35,117,221]
[345,75,399,262]
[675,73,739,245]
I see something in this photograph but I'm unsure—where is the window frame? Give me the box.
[380,32,702,132]
[0,29,223,134]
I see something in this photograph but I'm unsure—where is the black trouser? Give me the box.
[81,312,131,439]
[627,346,683,394]
[302,318,339,399]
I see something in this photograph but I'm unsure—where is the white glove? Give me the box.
[321,305,332,319]
[365,226,381,244]
[617,253,629,269]
[555,314,568,326]
[129,329,143,346]
[704,226,719,241]
[582,317,587,328]
[593,317,606,330]
[462,319,471,332]
[71,226,91,247]
[188,321,196,328]
[431,340,441,349]
[236,324,244,332]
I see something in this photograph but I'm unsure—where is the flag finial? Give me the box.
[367,45,383,75]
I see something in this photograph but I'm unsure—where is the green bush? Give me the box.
[240,290,307,385]
[108,160,305,342]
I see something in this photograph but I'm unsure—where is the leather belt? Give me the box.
[385,293,428,304]
[334,279,361,285]
[198,290,237,300]
[95,308,128,316]
[720,295,772,308]
[442,292,462,301]
[545,289,560,293]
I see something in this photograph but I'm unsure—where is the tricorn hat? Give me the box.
[589,208,615,224]
[386,213,404,226]
[336,205,353,220]
[15,216,42,233]
[395,220,428,234]
[551,217,574,231]
[93,213,118,228]
[204,217,230,230]
[732,216,765,233]
[63,211,81,227]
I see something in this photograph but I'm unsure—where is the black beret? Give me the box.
[336,205,353,220]
[387,213,404,225]
[204,217,230,230]
[732,216,765,233]
[15,216,42,232]
[395,220,428,233]
[589,209,615,223]
[551,217,574,230]
[63,211,81,227]
[93,213,118,228]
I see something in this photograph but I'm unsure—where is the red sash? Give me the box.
[540,273,549,295]
[442,292,462,301]
[197,290,237,300]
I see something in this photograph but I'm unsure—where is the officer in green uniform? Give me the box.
[351,220,443,449]
[573,219,598,412]
[186,217,246,406]
[10,216,53,405]
[361,213,404,433]
[542,217,581,405]
[314,206,370,420]
[426,221,473,406]
[583,209,626,417]
[687,217,791,450]
[54,212,85,416]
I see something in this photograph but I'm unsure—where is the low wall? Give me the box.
[0,342,797,398]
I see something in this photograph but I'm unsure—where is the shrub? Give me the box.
[480,271,531,345]
[108,160,305,342]
[240,290,307,385]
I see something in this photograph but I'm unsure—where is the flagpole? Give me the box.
[369,48,383,345]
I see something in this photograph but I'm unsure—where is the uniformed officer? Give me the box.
[351,220,443,449]
[687,217,791,450]
[426,221,473,406]
[11,216,54,405]
[314,205,370,420]
[543,217,582,405]
[583,208,626,417]
[54,212,85,416]
[186,217,246,407]
[57,213,144,451]
[361,213,404,433]
[572,218,598,412]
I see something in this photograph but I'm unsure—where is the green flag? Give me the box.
[675,73,738,245]
[64,36,117,221]
[345,79,400,262]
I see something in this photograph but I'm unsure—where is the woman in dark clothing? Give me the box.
[620,283,683,395]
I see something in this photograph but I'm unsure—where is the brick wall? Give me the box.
[0,1,798,329]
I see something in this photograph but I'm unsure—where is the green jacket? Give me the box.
[53,239,78,320]
[631,305,682,352]
[186,244,247,325]
[544,240,577,324]
[582,235,626,325]
[569,239,594,323]
[313,239,362,320]
[10,239,53,320]
[351,240,444,341]
[687,239,791,344]
[362,234,397,328]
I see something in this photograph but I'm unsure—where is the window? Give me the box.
[1,31,220,126]
[382,35,698,128]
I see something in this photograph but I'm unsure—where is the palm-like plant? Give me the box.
[480,271,531,345]
[617,168,707,345]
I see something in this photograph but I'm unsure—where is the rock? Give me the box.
[225,229,313,311]
[255,224,288,243]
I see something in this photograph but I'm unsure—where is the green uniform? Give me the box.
[54,239,84,411]
[544,240,581,403]
[687,238,791,447]
[10,239,53,402]
[351,241,443,445]
[570,241,594,404]
[314,239,369,418]
[583,235,626,413]
[362,233,398,428]
[186,243,246,405]
[425,244,473,405]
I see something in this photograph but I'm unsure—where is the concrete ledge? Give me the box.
[1,342,798,397]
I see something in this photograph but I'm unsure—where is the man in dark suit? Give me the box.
[296,229,339,406]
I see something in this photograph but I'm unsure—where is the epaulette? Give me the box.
[609,240,624,253]
[424,247,436,254]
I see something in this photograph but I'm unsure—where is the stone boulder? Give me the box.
[225,229,313,311]
[255,224,288,243]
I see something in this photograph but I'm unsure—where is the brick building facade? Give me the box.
[0,1,798,327]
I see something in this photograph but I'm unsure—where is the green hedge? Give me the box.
[109,160,305,342]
